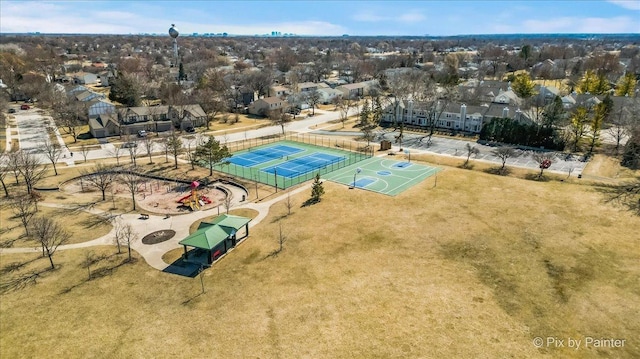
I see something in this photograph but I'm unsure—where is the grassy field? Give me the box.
[1,160,638,358]
[0,201,113,247]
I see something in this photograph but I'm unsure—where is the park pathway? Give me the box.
[0,183,313,271]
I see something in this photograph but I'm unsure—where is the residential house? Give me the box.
[88,104,207,138]
[75,90,104,102]
[561,93,601,110]
[72,72,99,85]
[87,99,116,119]
[269,85,290,98]
[493,88,522,106]
[381,99,530,134]
[248,97,286,116]
[297,82,319,93]
[536,85,561,103]
[336,81,371,99]
[316,88,343,105]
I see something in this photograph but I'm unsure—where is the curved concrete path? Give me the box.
[0,183,312,271]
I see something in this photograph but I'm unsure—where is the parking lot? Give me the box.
[375,130,587,176]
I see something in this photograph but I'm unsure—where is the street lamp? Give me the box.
[353,167,362,188]
[274,167,278,193]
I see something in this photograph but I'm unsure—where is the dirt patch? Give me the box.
[142,230,176,245]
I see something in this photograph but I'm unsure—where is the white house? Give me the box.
[73,72,99,85]
[316,88,343,104]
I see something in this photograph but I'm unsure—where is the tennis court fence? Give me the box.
[215,133,373,189]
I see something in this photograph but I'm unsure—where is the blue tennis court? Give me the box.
[227,145,303,167]
[262,153,345,178]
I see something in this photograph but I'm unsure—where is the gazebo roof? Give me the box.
[179,214,251,250]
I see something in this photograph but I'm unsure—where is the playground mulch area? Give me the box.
[323,156,441,196]
[60,177,227,215]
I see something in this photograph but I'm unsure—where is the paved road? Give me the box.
[12,105,585,176]
[17,107,354,164]
[0,182,313,271]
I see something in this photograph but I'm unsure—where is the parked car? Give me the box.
[20,104,30,110]
[137,130,147,137]
[8,108,16,113]
[122,142,138,148]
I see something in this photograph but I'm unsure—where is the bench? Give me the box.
[140,214,149,220]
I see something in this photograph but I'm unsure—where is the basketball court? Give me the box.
[324,157,441,196]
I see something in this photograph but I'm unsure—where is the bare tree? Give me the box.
[275,222,287,255]
[167,130,183,169]
[119,170,141,210]
[0,153,9,197]
[126,140,140,167]
[307,89,322,116]
[223,192,233,214]
[268,109,292,135]
[29,216,70,269]
[40,138,63,176]
[608,106,632,155]
[140,136,154,164]
[17,150,46,194]
[79,144,90,163]
[337,96,356,128]
[531,152,555,179]
[6,151,22,185]
[115,220,137,262]
[284,193,293,216]
[160,137,170,163]
[108,144,123,165]
[82,164,116,201]
[11,193,36,236]
[492,147,519,174]
[463,143,480,168]
[604,178,640,216]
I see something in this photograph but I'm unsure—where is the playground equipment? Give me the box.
[177,181,212,211]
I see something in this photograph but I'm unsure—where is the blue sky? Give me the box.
[1,0,639,36]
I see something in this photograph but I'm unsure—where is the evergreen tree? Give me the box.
[511,72,536,99]
[542,95,566,128]
[178,62,186,81]
[195,136,231,176]
[310,173,324,203]
[108,74,140,107]
[359,98,371,126]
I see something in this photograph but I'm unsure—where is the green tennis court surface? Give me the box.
[324,157,441,196]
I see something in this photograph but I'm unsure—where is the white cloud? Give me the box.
[521,16,639,33]
[352,12,387,22]
[353,10,426,23]
[399,13,426,23]
[607,0,640,11]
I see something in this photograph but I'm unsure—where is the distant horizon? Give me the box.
[1,1,639,36]
[2,32,639,39]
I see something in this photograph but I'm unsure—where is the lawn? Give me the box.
[0,201,113,247]
[1,161,638,358]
